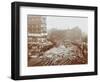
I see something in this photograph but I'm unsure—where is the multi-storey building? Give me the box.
[28,15,47,44]
[28,15,53,57]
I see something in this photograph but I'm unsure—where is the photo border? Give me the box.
[11,1,98,80]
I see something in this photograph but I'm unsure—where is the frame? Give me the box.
[11,1,98,80]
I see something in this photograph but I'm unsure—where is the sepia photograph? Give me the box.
[27,15,88,66]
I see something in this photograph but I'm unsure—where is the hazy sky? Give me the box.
[46,16,88,33]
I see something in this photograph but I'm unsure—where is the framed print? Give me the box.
[11,1,98,80]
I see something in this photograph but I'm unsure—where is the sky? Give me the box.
[46,16,88,33]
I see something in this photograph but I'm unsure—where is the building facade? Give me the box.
[28,15,51,57]
[28,15,47,44]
